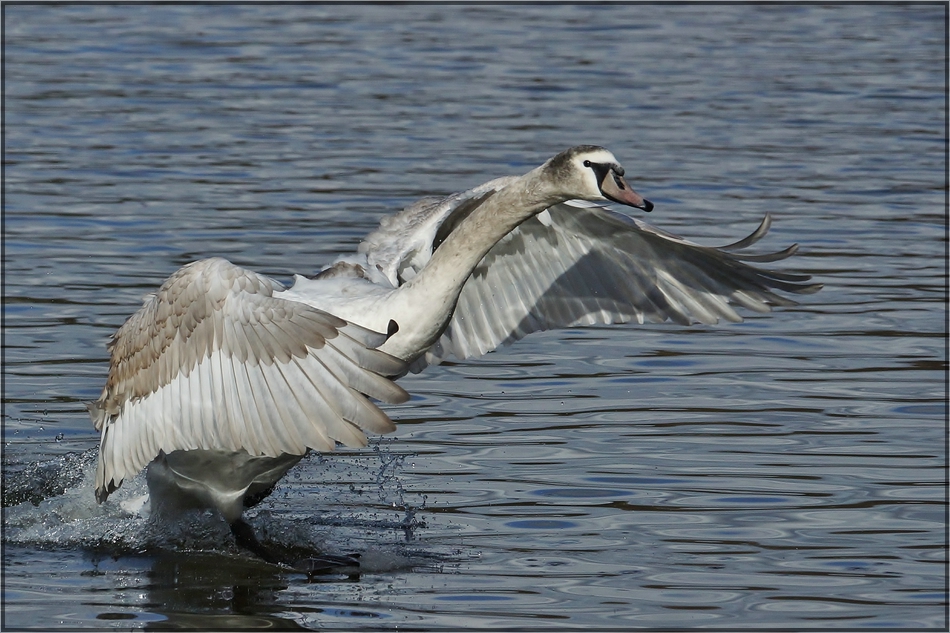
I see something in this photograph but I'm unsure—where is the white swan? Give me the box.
[89,145,819,564]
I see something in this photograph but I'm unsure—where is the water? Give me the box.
[3,4,946,630]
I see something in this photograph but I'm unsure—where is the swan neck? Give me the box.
[386,168,557,359]
[414,169,553,297]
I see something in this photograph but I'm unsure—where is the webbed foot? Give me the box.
[230,518,360,573]
[292,552,361,574]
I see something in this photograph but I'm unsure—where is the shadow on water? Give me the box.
[95,553,311,631]
[10,543,400,630]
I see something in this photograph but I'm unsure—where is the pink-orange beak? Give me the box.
[599,169,653,212]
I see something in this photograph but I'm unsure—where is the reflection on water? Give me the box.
[4,2,946,630]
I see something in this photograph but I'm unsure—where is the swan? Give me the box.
[89,145,819,566]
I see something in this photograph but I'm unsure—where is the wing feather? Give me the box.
[409,202,820,367]
[235,356,272,456]
[270,357,332,452]
[251,361,293,453]
[90,257,409,503]
[245,360,290,454]
[297,352,367,447]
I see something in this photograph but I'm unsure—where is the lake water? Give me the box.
[3,4,946,630]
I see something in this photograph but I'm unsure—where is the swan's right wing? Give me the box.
[89,257,409,503]
[421,202,820,367]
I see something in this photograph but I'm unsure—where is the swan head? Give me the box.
[547,145,654,212]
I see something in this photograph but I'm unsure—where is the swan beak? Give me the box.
[600,170,654,212]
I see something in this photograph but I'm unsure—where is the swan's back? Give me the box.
[358,176,518,287]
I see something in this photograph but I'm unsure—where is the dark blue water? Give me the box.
[3,4,946,629]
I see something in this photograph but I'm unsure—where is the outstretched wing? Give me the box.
[421,202,821,366]
[89,257,409,502]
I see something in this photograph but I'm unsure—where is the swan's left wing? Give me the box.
[421,201,820,367]
[89,258,410,502]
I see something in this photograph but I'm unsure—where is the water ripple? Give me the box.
[4,3,945,630]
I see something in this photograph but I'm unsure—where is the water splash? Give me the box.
[371,440,428,541]
[3,450,92,508]
[3,442,434,568]
[3,449,160,555]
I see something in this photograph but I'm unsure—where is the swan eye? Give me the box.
[583,160,592,167]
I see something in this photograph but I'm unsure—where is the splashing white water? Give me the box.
[3,443,437,570]
[4,449,157,552]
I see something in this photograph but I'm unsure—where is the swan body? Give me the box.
[89,145,819,561]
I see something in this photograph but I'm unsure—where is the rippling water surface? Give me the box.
[3,4,946,630]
